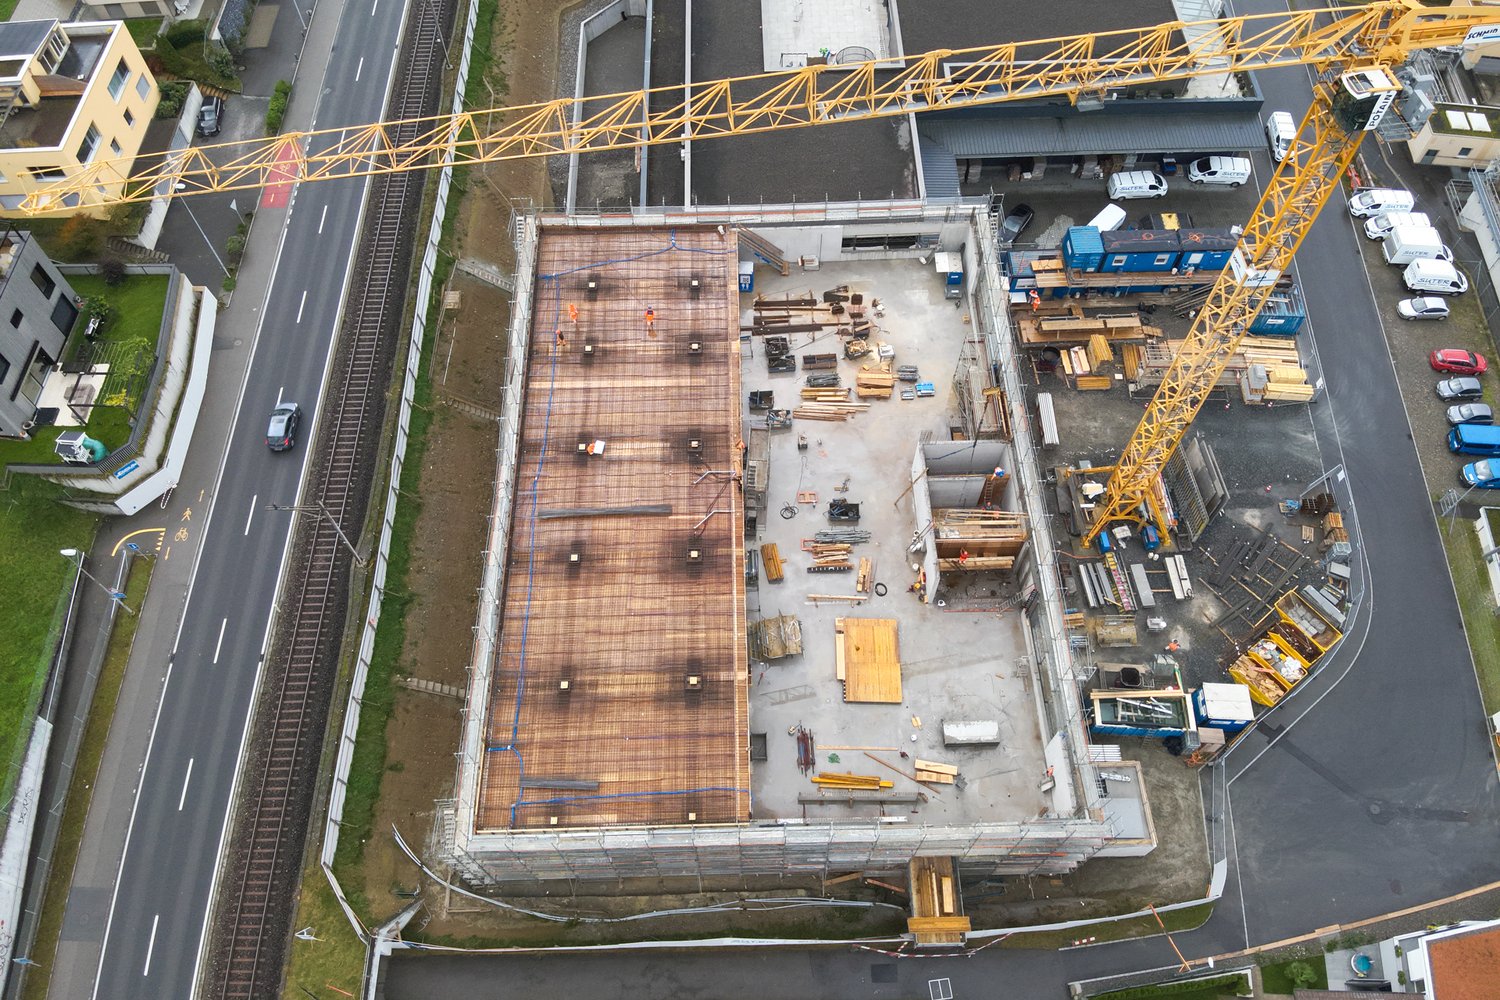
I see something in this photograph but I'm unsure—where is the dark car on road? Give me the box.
[996,203,1034,247]
[1430,348,1487,375]
[197,95,224,137]
[1436,377,1484,401]
[266,402,301,451]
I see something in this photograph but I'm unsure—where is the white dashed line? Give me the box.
[213,618,227,664]
[296,290,308,324]
[177,759,194,811]
[244,494,257,535]
[143,914,160,976]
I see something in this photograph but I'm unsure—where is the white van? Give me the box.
[1403,258,1469,296]
[1364,210,1431,240]
[1265,111,1296,162]
[1107,171,1168,200]
[1087,203,1128,231]
[1381,225,1453,265]
[1187,156,1251,187]
[1348,187,1415,218]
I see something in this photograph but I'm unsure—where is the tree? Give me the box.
[1287,961,1318,990]
[98,255,127,286]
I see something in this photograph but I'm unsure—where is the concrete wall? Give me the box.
[134,83,203,251]
[746,220,971,264]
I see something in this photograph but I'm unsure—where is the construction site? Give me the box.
[440,206,1157,902]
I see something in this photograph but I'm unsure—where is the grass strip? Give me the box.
[1090,972,1251,1000]
[998,902,1214,950]
[21,558,152,1000]
[1439,521,1500,714]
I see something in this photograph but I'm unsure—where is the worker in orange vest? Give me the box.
[644,305,656,332]
[1028,289,1040,313]
[567,302,580,327]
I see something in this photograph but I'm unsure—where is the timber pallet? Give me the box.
[760,542,784,583]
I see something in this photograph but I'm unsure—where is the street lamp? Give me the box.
[264,502,367,566]
[59,549,136,615]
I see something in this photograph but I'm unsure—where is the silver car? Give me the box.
[1447,402,1494,426]
[1437,377,1484,401]
[1397,296,1449,321]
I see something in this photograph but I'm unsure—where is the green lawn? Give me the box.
[0,273,169,470]
[1441,522,1500,714]
[0,0,19,21]
[0,480,97,807]
[124,18,162,49]
[1259,956,1328,993]
[1091,972,1251,1000]
[999,902,1213,950]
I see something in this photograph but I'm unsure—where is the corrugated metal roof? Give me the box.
[920,112,1265,159]
[918,134,963,201]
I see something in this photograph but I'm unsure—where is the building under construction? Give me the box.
[440,202,1155,886]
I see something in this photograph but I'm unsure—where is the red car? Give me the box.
[1430,349,1488,376]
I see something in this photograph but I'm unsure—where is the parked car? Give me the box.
[1430,348,1487,375]
[266,402,301,451]
[197,95,224,138]
[1460,459,1500,489]
[996,203,1034,247]
[1186,155,1251,187]
[1397,296,1449,321]
[1447,402,1494,426]
[1265,111,1295,162]
[1404,259,1469,296]
[1436,376,1484,401]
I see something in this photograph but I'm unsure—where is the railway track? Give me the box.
[210,6,450,999]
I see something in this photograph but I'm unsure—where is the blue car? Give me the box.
[1461,460,1500,488]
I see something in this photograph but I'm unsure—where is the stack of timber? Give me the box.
[932,509,1028,541]
[801,386,850,402]
[1320,512,1348,552]
[856,557,874,593]
[1017,311,1159,347]
[913,759,958,785]
[812,772,895,790]
[809,543,854,573]
[856,369,896,399]
[760,542,784,583]
[793,400,870,421]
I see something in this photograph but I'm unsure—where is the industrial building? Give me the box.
[439,203,1156,888]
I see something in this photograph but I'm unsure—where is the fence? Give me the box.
[314,0,484,981]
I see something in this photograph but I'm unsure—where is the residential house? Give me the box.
[0,229,78,436]
[0,19,159,216]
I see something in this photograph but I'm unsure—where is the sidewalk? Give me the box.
[32,1,351,996]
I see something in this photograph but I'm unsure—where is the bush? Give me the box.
[1286,961,1318,990]
[155,80,190,119]
[205,45,235,79]
[48,215,107,262]
[225,233,246,260]
[265,79,292,134]
[81,296,115,333]
[160,17,206,48]
[97,256,128,287]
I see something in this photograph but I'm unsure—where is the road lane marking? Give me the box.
[143,914,159,976]
[213,618,227,664]
[178,758,194,811]
[356,57,364,82]
[372,0,378,13]
[276,386,284,407]
[319,204,328,234]
[297,290,308,324]
[244,494,257,535]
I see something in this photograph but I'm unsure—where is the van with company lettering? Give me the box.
[1107,170,1168,200]
[1381,225,1454,265]
[1348,187,1414,218]
[1364,210,1431,240]
[1403,259,1469,296]
[1187,155,1251,187]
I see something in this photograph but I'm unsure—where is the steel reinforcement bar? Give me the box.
[207,5,451,999]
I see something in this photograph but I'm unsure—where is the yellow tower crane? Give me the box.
[21,1,1500,547]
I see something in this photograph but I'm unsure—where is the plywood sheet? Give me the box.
[840,618,901,703]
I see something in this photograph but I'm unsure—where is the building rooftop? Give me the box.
[1430,102,1500,138]
[0,20,55,64]
[0,95,81,149]
[898,0,1182,56]
[476,226,749,833]
[1427,923,1500,1000]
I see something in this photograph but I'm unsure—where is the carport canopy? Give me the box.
[921,112,1266,160]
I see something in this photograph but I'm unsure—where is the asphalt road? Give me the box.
[87,4,410,997]
[384,7,1500,1000]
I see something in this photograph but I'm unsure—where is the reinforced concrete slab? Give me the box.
[742,257,1048,827]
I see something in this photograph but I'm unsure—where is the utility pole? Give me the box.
[58,548,136,614]
[264,501,367,566]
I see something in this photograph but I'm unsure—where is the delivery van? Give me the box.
[1265,111,1296,162]
[1381,225,1454,265]
[1364,210,1431,240]
[1448,423,1500,457]
[1087,203,1128,231]
[1404,259,1469,296]
[1187,156,1251,187]
[1348,187,1414,218]
[1107,170,1168,200]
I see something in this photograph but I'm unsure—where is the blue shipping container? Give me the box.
[1177,229,1237,271]
[1099,229,1181,273]
[1063,226,1105,272]
[1249,283,1307,335]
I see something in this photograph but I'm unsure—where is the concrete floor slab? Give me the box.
[741,258,1048,826]
[759,0,892,71]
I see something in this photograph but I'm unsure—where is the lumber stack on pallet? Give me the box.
[855,369,895,399]
[809,542,853,573]
[760,542,784,583]
[793,401,870,421]
[913,759,958,785]
[811,772,894,790]
[856,557,873,593]
[1076,375,1113,390]
[801,387,851,402]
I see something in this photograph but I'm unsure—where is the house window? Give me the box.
[0,356,10,394]
[123,108,135,128]
[76,124,102,165]
[15,343,52,405]
[1458,146,1474,157]
[135,74,150,101]
[108,60,129,101]
[29,263,55,299]
[8,309,20,329]
[26,166,66,183]
[50,295,77,335]
[1111,256,1127,267]
[110,139,122,157]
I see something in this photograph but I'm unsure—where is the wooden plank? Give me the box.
[913,759,958,776]
[864,752,943,794]
[841,618,902,703]
[834,618,847,681]
[913,770,956,784]
[760,542,784,583]
[906,916,972,932]
[939,876,956,914]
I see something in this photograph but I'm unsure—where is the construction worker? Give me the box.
[644,305,656,332]
[1028,289,1040,313]
[1165,639,1181,653]
[555,329,567,350]
[958,549,970,567]
[567,302,580,327]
